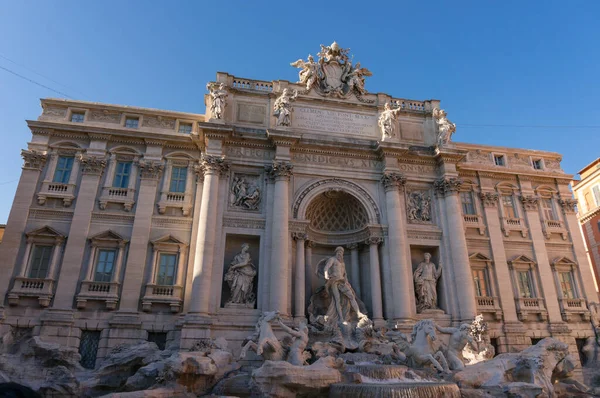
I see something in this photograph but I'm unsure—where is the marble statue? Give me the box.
[413,253,442,313]
[378,103,402,141]
[321,247,369,326]
[344,62,372,96]
[407,191,432,223]
[277,319,311,366]
[436,323,475,370]
[239,311,285,361]
[206,82,229,120]
[404,319,449,372]
[224,243,257,308]
[273,88,298,127]
[230,177,261,210]
[433,108,456,146]
[290,55,319,91]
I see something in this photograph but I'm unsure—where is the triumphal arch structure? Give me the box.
[0,42,597,367]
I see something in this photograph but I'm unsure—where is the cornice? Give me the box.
[458,164,573,181]
[579,206,600,224]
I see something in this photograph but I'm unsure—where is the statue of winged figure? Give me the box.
[433,108,456,146]
[344,62,372,95]
[290,55,319,91]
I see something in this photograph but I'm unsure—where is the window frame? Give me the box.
[28,244,54,279]
[156,252,178,286]
[112,161,132,188]
[177,122,193,134]
[593,185,600,207]
[70,112,85,123]
[460,191,476,215]
[123,114,141,129]
[169,166,188,193]
[532,158,544,170]
[508,255,540,300]
[52,155,75,184]
[501,194,517,218]
[94,248,117,282]
[493,153,506,167]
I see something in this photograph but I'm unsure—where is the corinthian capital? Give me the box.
[266,160,293,181]
[79,155,107,175]
[558,198,578,214]
[434,177,462,196]
[380,172,406,191]
[21,149,47,170]
[139,160,164,179]
[520,195,539,211]
[200,154,228,175]
[479,192,499,208]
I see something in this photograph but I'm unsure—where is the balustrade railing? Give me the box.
[166,192,185,202]
[48,183,68,193]
[390,99,426,111]
[108,188,128,197]
[476,296,496,307]
[232,78,273,92]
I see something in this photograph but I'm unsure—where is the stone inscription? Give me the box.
[398,163,436,175]
[292,153,383,169]
[237,103,266,125]
[292,107,376,136]
[225,146,274,160]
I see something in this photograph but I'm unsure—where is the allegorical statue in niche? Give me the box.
[206,82,229,120]
[433,107,456,147]
[230,177,261,210]
[273,88,298,127]
[413,253,442,313]
[224,243,257,307]
[378,102,403,141]
[290,55,319,91]
[320,246,369,325]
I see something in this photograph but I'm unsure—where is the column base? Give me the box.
[372,318,386,328]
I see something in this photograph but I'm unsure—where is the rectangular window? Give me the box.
[541,198,556,220]
[28,245,53,279]
[157,253,177,285]
[70,112,85,123]
[517,270,534,298]
[472,268,489,297]
[494,155,505,166]
[593,185,600,206]
[52,156,74,184]
[461,191,476,215]
[94,249,116,282]
[178,123,192,134]
[169,166,187,193]
[502,195,517,218]
[113,161,132,188]
[558,271,576,299]
[125,117,139,128]
[79,330,101,369]
[532,159,543,170]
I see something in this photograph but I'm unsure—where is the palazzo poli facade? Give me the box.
[0,42,597,368]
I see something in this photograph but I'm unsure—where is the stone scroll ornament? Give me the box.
[229,175,261,210]
[290,41,373,101]
[224,243,257,308]
[206,82,229,120]
[273,88,298,127]
[433,108,456,147]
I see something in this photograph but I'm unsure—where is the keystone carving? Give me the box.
[21,149,47,170]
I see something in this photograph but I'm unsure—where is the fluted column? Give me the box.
[267,161,293,314]
[305,241,314,307]
[0,150,47,308]
[381,172,414,319]
[434,178,477,321]
[53,154,107,309]
[188,155,228,315]
[347,243,361,298]
[293,232,307,320]
[366,237,384,321]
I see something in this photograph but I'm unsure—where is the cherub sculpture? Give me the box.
[290,55,319,91]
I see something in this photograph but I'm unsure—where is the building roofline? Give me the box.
[577,157,600,176]
[453,141,562,158]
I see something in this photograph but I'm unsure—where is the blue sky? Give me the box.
[0,1,599,223]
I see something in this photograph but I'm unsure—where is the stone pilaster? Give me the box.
[305,241,314,310]
[52,154,106,309]
[267,160,293,315]
[188,155,228,317]
[292,232,307,321]
[381,171,414,320]
[0,150,47,308]
[347,243,361,298]
[182,163,204,313]
[365,236,384,323]
[119,159,164,310]
[434,177,477,321]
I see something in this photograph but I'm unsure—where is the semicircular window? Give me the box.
[306,191,369,232]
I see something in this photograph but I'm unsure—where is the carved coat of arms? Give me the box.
[291,41,372,100]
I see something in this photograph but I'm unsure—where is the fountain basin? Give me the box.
[330,381,461,398]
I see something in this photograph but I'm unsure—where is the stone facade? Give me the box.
[0,43,597,372]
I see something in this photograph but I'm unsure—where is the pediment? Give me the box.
[26,226,65,239]
[552,256,577,266]
[151,234,186,247]
[509,254,536,264]
[469,252,492,262]
[89,230,127,243]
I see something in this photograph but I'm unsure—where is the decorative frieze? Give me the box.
[434,177,462,196]
[29,208,73,221]
[41,105,67,118]
[406,190,432,223]
[266,160,293,181]
[380,172,406,191]
[479,192,499,208]
[138,160,164,180]
[200,154,228,175]
[89,109,121,123]
[558,198,577,214]
[142,115,176,129]
[79,155,107,175]
[223,217,266,230]
[520,195,539,211]
[21,149,47,170]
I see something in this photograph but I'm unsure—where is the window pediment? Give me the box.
[89,230,128,247]
[508,254,536,266]
[469,252,492,262]
[551,256,577,267]
[26,226,65,240]
[151,234,187,250]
